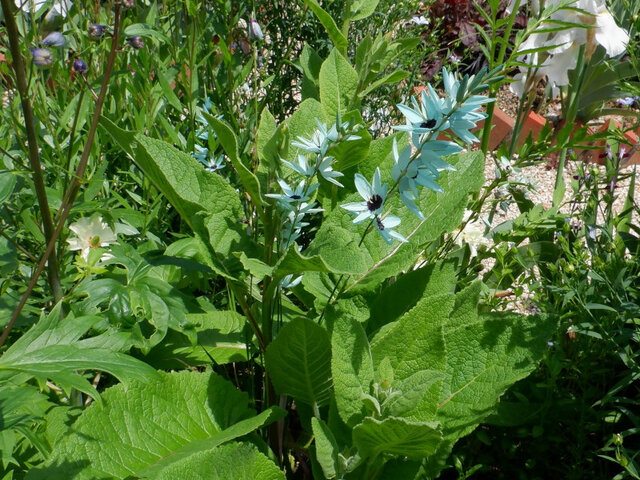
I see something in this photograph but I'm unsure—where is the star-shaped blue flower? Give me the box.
[375,215,408,244]
[341,168,388,224]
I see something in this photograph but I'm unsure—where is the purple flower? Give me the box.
[88,24,108,40]
[616,96,639,107]
[73,58,88,74]
[121,0,134,7]
[30,47,53,67]
[40,31,65,47]
[127,36,144,49]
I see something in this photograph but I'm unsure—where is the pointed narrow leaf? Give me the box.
[312,418,339,479]
[303,0,347,52]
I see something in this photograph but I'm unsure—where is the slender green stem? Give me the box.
[553,44,588,207]
[1,0,63,302]
[480,0,520,154]
[0,1,123,349]
[0,228,39,263]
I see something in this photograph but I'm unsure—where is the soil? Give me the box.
[476,86,640,313]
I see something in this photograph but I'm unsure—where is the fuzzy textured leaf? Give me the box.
[436,311,557,441]
[352,417,442,461]
[132,134,248,278]
[319,49,359,119]
[349,0,381,20]
[312,418,339,479]
[153,442,285,480]
[303,0,348,52]
[331,317,374,427]
[26,371,281,479]
[265,318,333,407]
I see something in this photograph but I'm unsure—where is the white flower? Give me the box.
[410,15,429,25]
[455,211,489,256]
[510,0,629,97]
[14,0,71,18]
[67,217,117,261]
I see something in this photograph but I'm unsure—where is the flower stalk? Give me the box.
[0,0,63,302]
[0,0,124,349]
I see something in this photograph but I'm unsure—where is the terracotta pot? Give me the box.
[410,87,640,165]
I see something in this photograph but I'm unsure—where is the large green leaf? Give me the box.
[203,114,266,223]
[303,0,348,53]
[26,371,284,479]
[299,44,323,100]
[331,317,374,427]
[142,310,249,369]
[132,134,247,279]
[312,418,339,479]
[0,307,157,402]
[370,292,452,421]
[367,260,457,335]
[154,442,285,480]
[0,385,50,431]
[319,49,359,119]
[265,318,333,407]
[352,417,442,461]
[275,225,370,280]
[436,310,557,441]
[349,0,381,20]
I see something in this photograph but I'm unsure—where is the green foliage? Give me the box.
[0,305,158,403]
[319,49,359,118]
[153,442,286,480]
[27,371,284,479]
[266,318,333,408]
[0,0,567,477]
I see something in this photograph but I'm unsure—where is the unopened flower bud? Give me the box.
[30,47,53,67]
[73,58,88,74]
[248,18,264,41]
[88,24,108,40]
[127,36,144,49]
[40,31,66,47]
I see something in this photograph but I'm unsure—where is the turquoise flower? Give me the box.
[317,156,344,187]
[391,139,442,220]
[419,139,460,174]
[394,84,447,145]
[281,154,315,176]
[291,120,338,156]
[280,202,322,248]
[375,215,407,244]
[267,179,318,205]
[342,168,387,224]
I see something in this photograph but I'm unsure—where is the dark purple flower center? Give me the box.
[367,194,383,212]
[376,216,385,231]
[419,119,437,129]
[290,194,301,200]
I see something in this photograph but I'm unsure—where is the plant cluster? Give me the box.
[1,0,640,478]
